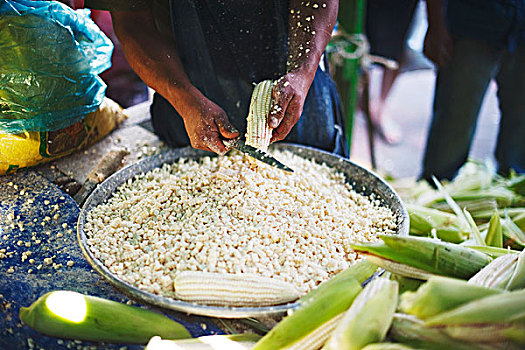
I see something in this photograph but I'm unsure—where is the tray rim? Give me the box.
[77,143,409,318]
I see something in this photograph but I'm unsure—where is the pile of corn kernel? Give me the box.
[85,151,397,298]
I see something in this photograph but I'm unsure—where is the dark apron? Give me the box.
[151,0,348,157]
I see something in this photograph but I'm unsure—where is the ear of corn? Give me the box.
[19,291,190,344]
[485,211,503,247]
[245,80,274,151]
[322,278,398,350]
[406,204,467,243]
[425,289,525,326]
[389,313,489,350]
[399,276,502,319]
[253,263,369,350]
[146,334,261,350]
[351,235,492,279]
[283,313,344,350]
[363,254,436,280]
[506,249,525,290]
[439,323,525,344]
[467,253,519,289]
[174,271,300,307]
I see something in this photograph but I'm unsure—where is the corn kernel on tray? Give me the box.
[77,144,409,318]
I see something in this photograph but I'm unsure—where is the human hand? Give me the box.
[423,22,453,67]
[181,96,239,155]
[268,71,313,142]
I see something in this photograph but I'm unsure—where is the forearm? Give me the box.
[110,11,203,118]
[425,0,445,28]
[287,0,338,76]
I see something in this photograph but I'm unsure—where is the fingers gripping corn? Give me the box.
[246,80,274,151]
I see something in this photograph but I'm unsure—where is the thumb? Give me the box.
[215,114,240,139]
[269,81,292,129]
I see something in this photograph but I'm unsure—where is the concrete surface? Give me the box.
[350,67,501,179]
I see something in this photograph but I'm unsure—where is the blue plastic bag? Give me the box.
[0,0,113,134]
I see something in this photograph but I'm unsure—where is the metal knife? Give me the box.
[223,138,294,173]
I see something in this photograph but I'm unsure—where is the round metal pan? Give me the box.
[77,143,409,318]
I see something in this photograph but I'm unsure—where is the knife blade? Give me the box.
[223,138,294,173]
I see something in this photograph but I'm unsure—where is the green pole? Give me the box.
[333,0,366,153]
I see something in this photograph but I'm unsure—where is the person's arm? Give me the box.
[269,1,338,142]
[110,10,239,155]
[424,0,453,66]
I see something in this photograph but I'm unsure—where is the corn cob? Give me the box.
[323,278,398,350]
[390,313,512,350]
[399,276,501,319]
[351,235,492,279]
[19,290,190,344]
[245,80,274,151]
[253,261,373,350]
[174,271,300,307]
[146,334,261,350]
[425,289,525,326]
[468,253,519,289]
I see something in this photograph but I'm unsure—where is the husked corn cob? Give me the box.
[284,313,344,350]
[323,278,398,350]
[246,80,274,151]
[351,235,492,279]
[468,253,519,289]
[253,261,373,350]
[363,254,435,280]
[146,334,261,350]
[425,289,525,326]
[174,271,300,307]
[400,276,501,319]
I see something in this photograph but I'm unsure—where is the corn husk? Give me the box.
[400,276,501,319]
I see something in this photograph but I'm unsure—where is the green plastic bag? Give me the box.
[0,0,113,133]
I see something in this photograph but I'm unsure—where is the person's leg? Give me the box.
[421,39,503,182]
[494,45,525,175]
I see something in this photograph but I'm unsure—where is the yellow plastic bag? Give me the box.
[0,98,127,175]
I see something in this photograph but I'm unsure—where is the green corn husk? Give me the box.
[361,343,415,350]
[390,274,424,294]
[407,204,467,243]
[351,235,492,279]
[323,278,398,350]
[464,245,521,258]
[468,253,519,289]
[485,212,503,248]
[146,334,261,350]
[439,323,525,345]
[506,175,525,196]
[502,216,525,248]
[506,249,525,290]
[512,212,525,232]
[424,188,517,209]
[472,208,525,221]
[425,289,525,326]
[399,276,501,319]
[389,313,498,350]
[253,262,373,350]
[299,260,377,304]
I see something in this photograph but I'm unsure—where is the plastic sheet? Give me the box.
[0,0,113,133]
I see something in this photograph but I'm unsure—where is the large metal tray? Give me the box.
[77,144,409,318]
